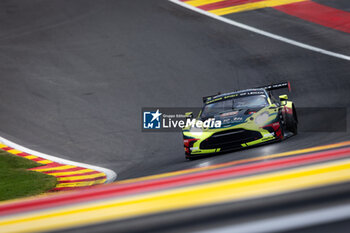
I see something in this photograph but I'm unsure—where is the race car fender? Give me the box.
[283,101,297,122]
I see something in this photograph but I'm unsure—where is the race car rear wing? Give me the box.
[202,92,221,103]
[202,82,291,103]
[256,81,291,92]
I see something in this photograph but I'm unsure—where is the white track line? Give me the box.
[196,202,350,233]
[169,0,350,61]
[0,136,117,183]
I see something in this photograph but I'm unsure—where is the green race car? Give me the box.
[182,82,298,159]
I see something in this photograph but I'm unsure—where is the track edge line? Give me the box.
[169,0,350,61]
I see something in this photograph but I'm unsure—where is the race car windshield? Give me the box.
[201,95,268,119]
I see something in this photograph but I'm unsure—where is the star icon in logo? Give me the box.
[151,109,162,122]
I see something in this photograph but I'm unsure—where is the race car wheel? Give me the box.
[286,105,298,135]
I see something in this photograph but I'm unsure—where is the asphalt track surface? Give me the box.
[0,0,350,232]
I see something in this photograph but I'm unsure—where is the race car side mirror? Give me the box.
[279,95,288,105]
[185,112,194,119]
[279,95,288,100]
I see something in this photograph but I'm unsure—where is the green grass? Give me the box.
[0,150,57,201]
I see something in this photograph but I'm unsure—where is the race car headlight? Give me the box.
[190,127,203,136]
[255,112,269,126]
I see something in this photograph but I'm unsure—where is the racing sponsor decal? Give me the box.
[220,111,238,117]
